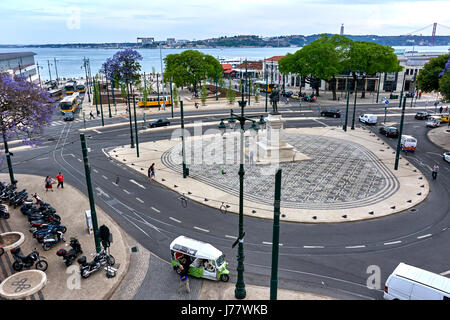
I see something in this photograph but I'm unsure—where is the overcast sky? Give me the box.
[1,0,449,44]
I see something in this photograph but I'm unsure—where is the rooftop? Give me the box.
[0,52,36,61]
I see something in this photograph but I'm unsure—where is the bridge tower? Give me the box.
[431,22,437,46]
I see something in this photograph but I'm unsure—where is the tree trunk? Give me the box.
[329,76,337,101]
[360,76,366,99]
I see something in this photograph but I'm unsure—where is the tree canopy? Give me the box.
[416,54,450,97]
[279,35,402,99]
[164,50,222,92]
[103,49,143,84]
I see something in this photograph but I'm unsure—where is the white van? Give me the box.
[384,263,450,300]
[426,116,441,128]
[359,114,377,125]
[400,135,417,152]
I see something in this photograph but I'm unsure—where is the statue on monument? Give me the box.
[269,86,280,114]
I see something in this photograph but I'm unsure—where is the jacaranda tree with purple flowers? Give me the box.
[102,49,143,149]
[0,72,57,183]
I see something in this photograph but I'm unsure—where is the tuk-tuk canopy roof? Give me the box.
[170,236,223,260]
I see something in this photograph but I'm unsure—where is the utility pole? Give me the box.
[80,133,101,253]
[270,168,282,300]
[160,45,166,110]
[264,58,268,112]
[156,73,160,111]
[36,62,42,88]
[394,96,407,171]
[47,60,52,82]
[376,73,381,104]
[98,80,104,126]
[170,77,174,118]
[54,58,59,85]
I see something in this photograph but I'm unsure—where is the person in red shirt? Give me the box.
[56,172,64,189]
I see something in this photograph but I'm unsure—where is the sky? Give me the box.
[1,0,449,44]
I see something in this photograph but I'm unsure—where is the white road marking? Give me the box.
[36,157,49,161]
[303,246,324,249]
[262,241,283,246]
[313,119,329,127]
[169,217,181,223]
[225,235,237,239]
[112,182,118,187]
[93,129,102,134]
[77,158,82,162]
[151,207,160,213]
[123,189,131,194]
[345,245,366,249]
[440,270,450,276]
[384,241,402,246]
[130,179,146,189]
[95,187,110,198]
[417,234,432,239]
[136,197,144,203]
[194,226,210,233]
[93,169,99,173]
[102,175,108,180]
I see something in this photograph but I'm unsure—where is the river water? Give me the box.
[1,45,448,81]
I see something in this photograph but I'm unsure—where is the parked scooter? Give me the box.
[57,238,83,266]
[27,210,60,223]
[29,220,64,234]
[40,230,66,251]
[78,249,115,278]
[10,247,48,272]
[33,224,67,240]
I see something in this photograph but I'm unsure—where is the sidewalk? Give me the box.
[0,173,130,300]
[427,125,450,152]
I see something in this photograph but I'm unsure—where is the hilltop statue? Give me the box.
[269,87,280,114]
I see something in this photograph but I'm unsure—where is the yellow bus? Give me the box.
[255,81,274,93]
[48,88,63,101]
[59,92,80,114]
[138,96,172,108]
[64,81,77,95]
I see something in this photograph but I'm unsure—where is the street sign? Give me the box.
[385,100,389,105]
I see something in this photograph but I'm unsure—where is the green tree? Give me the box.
[173,85,179,107]
[440,73,450,102]
[120,83,127,99]
[200,80,208,105]
[343,40,402,98]
[416,54,450,94]
[227,79,236,105]
[164,50,222,94]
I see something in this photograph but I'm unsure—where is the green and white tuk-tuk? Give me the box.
[170,236,230,282]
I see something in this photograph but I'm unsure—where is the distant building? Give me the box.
[137,37,155,46]
[0,52,38,82]
[167,38,176,45]
[340,24,344,36]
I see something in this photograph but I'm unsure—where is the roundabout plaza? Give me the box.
[108,111,428,224]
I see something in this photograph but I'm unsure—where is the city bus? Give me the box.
[48,88,63,101]
[64,81,77,95]
[59,92,80,114]
[255,81,274,93]
[138,96,172,108]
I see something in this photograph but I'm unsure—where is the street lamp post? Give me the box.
[47,60,52,82]
[180,100,189,178]
[399,71,406,108]
[98,80,104,126]
[394,96,407,171]
[376,73,381,104]
[343,78,350,132]
[132,86,140,158]
[104,66,112,118]
[126,80,135,149]
[54,58,59,85]
[351,75,358,130]
[265,59,268,113]
[270,168,282,300]
[218,79,264,300]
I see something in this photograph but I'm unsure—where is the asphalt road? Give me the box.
[5,97,449,300]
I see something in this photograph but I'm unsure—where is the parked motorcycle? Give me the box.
[27,210,60,223]
[29,220,63,234]
[40,230,66,251]
[10,247,48,272]
[33,224,67,240]
[57,238,83,266]
[12,192,28,208]
[0,204,9,219]
[78,249,115,278]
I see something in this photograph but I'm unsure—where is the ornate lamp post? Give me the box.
[218,79,263,300]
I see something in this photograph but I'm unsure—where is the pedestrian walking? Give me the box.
[148,163,155,182]
[432,163,439,180]
[56,172,64,189]
[249,150,254,165]
[177,257,190,294]
[418,91,422,99]
[89,111,95,119]
[446,106,449,113]
[45,176,53,192]
[439,106,443,114]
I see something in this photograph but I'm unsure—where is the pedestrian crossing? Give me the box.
[50,118,95,126]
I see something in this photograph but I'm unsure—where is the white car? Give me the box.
[359,114,377,125]
[444,152,450,163]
